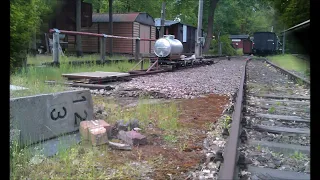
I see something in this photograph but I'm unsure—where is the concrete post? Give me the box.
[52,30,60,64]
[195,0,204,58]
[100,36,106,63]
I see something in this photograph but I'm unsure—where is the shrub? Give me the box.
[208,35,236,56]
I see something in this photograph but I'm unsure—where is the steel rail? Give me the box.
[264,58,310,87]
[218,58,249,180]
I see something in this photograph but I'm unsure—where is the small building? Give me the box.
[229,35,250,49]
[69,12,156,55]
[154,18,203,54]
[40,0,93,53]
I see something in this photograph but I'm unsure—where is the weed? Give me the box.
[290,151,306,160]
[276,102,281,106]
[268,106,276,113]
[296,78,304,86]
[223,115,232,129]
[256,144,261,151]
[163,135,178,143]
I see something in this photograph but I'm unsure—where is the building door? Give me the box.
[139,24,151,54]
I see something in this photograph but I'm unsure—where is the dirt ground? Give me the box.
[105,94,230,179]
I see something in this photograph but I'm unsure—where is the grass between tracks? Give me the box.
[267,54,310,78]
[10,94,229,179]
[10,55,150,98]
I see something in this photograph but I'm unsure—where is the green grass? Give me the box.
[267,54,310,77]
[11,55,151,98]
[27,54,130,66]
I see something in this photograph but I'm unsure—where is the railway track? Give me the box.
[219,58,310,180]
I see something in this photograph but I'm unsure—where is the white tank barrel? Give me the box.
[154,35,183,57]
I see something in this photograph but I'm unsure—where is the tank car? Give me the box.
[152,35,191,68]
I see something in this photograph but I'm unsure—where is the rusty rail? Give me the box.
[264,58,310,87]
[218,58,249,180]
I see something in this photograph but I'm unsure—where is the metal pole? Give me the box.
[76,0,83,57]
[160,2,166,38]
[109,0,113,56]
[282,28,286,54]
[135,38,140,62]
[195,0,203,58]
[218,31,221,55]
[53,31,60,64]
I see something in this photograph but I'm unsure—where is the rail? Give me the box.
[218,58,248,180]
[49,28,157,64]
[218,57,309,180]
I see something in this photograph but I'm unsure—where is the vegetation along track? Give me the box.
[218,58,310,180]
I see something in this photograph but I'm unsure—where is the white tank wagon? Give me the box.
[154,35,183,58]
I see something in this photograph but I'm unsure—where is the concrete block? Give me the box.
[80,120,111,140]
[89,127,108,146]
[10,90,94,146]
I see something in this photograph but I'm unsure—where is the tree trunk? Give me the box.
[203,0,219,53]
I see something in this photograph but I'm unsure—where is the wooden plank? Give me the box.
[62,72,130,79]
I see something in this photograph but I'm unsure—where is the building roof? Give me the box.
[154,18,199,29]
[154,18,180,27]
[93,13,140,22]
[282,19,310,34]
[229,35,250,39]
[92,12,155,26]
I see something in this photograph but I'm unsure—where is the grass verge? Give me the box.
[10,55,150,98]
[267,54,310,78]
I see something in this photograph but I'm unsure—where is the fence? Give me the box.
[49,28,157,64]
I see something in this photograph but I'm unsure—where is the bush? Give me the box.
[208,35,236,56]
[10,0,53,72]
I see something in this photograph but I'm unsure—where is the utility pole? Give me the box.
[76,0,83,57]
[159,2,166,38]
[282,27,285,54]
[195,0,204,58]
[218,31,221,55]
[109,0,113,56]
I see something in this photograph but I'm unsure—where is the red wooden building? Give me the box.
[71,12,156,55]
[229,35,250,49]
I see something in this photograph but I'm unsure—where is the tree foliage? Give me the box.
[10,0,54,71]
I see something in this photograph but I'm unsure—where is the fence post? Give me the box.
[100,35,107,63]
[135,38,140,62]
[52,29,60,64]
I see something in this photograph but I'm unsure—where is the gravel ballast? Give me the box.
[115,58,247,99]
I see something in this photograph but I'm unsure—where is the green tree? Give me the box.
[10,0,54,71]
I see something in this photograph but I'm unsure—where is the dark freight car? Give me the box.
[253,32,278,55]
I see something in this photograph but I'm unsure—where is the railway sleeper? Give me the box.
[247,165,310,180]
[252,125,310,135]
[247,140,310,155]
[246,113,310,123]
